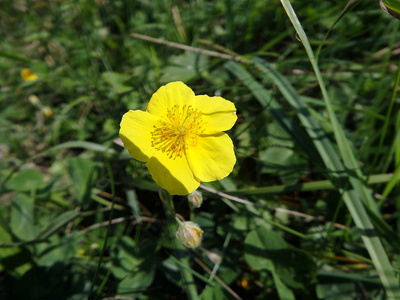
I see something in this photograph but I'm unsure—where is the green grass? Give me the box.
[1,0,400,299]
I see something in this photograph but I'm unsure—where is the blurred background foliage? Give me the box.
[1,0,400,299]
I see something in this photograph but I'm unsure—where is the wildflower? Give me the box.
[42,106,53,117]
[21,68,38,81]
[120,81,237,195]
[206,248,222,264]
[28,95,40,106]
[241,276,251,290]
[187,190,203,208]
[176,221,203,248]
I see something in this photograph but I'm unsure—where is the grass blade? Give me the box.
[279,0,400,298]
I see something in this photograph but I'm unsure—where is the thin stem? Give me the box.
[162,192,198,299]
[130,32,248,63]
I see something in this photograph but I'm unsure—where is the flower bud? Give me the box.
[42,106,53,117]
[206,249,223,265]
[28,95,40,106]
[176,221,203,248]
[187,190,203,208]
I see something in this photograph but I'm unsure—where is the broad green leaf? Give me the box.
[1,210,80,247]
[244,227,285,271]
[111,237,155,295]
[10,193,36,241]
[215,263,240,286]
[273,248,317,290]
[68,157,95,206]
[259,147,308,185]
[35,210,80,241]
[36,234,81,267]
[0,223,32,275]
[101,71,133,94]
[161,51,208,83]
[6,169,44,192]
[232,214,257,232]
[245,227,317,293]
[116,270,155,296]
[199,285,228,300]
[244,227,295,299]
[272,269,296,300]
[111,237,145,277]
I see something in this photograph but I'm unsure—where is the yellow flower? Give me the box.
[21,68,38,81]
[120,81,237,195]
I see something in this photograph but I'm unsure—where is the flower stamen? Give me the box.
[151,105,204,159]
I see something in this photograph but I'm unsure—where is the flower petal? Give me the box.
[146,151,200,195]
[186,133,236,182]
[193,95,237,134]
[119,110,158,162]
[146,81,195,118]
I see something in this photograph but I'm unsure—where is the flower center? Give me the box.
[151,105,204,158]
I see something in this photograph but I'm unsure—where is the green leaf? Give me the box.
[244,229,295,299]
[1,210,79,248]
[101,71,133,94]
[0,223,32,275]
[6,169,44,192]
[273,249,317,290]
[244,227,285,271]
[259,147,308,185]
[272,270,296,300]
[245,227,316,294]
[36,234,81,267]
[199,285,228,300]
[161,51,208,83]
[10,193,36,241]
[111,237,155,295]
[35,210,80,241]
[68,157,95,206]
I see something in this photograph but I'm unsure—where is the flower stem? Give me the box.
[161,191,198,299]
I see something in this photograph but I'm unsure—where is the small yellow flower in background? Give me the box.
[188,190,203,208]
[21,68,38,81]
[120,81,237,195]
[28,95,53,117]
[42,106,53,117]
[176,221,203,248]
[241,276,251,290]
